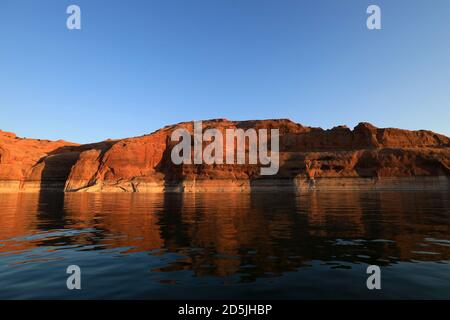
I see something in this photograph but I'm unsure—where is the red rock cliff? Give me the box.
[0,120,449,192]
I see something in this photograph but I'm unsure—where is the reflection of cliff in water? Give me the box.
[0,191,449,282]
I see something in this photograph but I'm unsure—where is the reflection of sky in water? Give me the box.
[0,191,449,299]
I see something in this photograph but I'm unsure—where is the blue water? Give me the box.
[0,191,449,299]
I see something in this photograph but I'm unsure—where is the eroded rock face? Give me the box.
[0,120,449,192]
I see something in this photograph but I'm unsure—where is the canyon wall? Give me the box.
[0,119,449,193]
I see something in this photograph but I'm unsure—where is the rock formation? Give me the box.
[0,119,449,192]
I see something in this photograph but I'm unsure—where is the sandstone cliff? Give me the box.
[0,120,449,192]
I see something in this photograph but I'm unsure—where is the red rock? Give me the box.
[0,120,449,192]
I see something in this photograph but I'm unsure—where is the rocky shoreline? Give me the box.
[0,177,448,193]
[1,119,449,193]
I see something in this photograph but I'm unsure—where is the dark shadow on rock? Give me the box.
[249,150,306,193]
[353,150,381,178]
[37,141,117,192]
[155,135,185,192]
[38,149,81,192]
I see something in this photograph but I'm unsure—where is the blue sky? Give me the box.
[1,0,449,143]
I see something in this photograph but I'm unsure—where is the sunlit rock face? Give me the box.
[0,120,449,192]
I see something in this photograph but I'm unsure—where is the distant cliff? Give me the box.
[0,119,449,192]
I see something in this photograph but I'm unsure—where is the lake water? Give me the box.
[0,191,449,299]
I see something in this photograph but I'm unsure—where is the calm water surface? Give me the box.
[0,191,449,299]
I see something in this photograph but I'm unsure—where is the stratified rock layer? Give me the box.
[0,120,449,192]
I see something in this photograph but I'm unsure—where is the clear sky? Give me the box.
[1,0,449,143]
